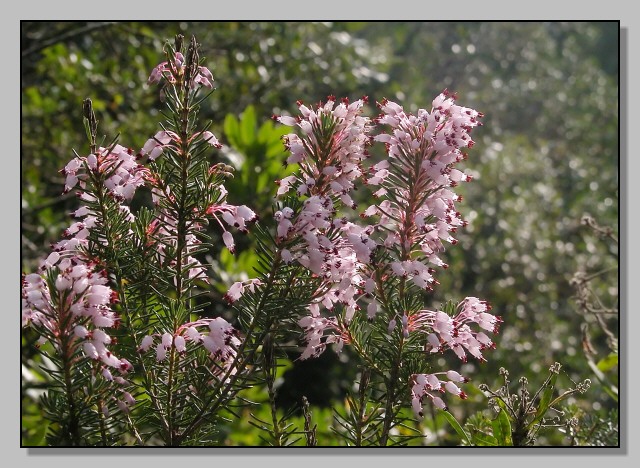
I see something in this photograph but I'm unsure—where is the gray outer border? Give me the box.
[6,2,635,467]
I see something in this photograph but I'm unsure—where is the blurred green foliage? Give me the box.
[21,21,618,446]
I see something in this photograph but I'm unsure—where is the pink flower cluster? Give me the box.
[270,98,372,335]
[145,213,210,283]
[148,52,214,89]
[268,91,501,415]
[408,297,501,362]
[223,97,374,342]
[21,254,132,380]
[364,91,483,288]
[275,96,371,208]
[140,128,255,258]
[63,144,148,202]
[138,317,242,379]
[140,130,222,162]
[23,142,143,412]
[297,305,350,359]
[410,371,469,417]
[206,202,258,255]
[51,143,141,260]
[224,278,263,303]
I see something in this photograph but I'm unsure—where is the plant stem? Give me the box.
[264,331,284,446]
[89,169,158,442]
[378,146,423,446]
[57,293,81,445]
[166,344,179,445]
[96,395,108,445]
[163,68,192,446]
[176,251,284,445]
[379,336,403,446]
[354,368,371,446]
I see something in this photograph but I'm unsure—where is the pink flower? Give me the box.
[224,282,245,303]
[275,175,297,196]
[156,342,167,361]
[202,317,241,364]
[102,368,114,381]
[148,53,216,90]
[410,371,469,417]
[367,301,378,319]
[216,204,257,233]
[223,278,262,304]
[407,298,499,363]
[83,342,99,360]
[297,314,346,360]
[174,335,186,353]
[184,326,202,342]
[23,254,125,381]
[161,332,173,349]
[222,231,235,254]
[201,131,222,148]
[141,131,175,161]
[139,335,154,352]
[43,252,60,269]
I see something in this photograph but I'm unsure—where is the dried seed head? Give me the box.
[175,34,184,53]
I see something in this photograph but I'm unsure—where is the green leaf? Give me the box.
[224,113,241,149]
[587,358,619,402]
[256,119,275,143]
[471,431,498,446]
[441,300,457,316]
[529,371,558,429]
[83,117,93,146]
[240,105,257,146]
[491,408,513,446]
[597,353,618,373]
[440,410,471,446]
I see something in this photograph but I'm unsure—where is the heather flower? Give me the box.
[142,212,211,282]
[65,144,148,202]
[138,317,243,381]
[22,253,128,378]
[223,279,263,304]
[272,97,375,358]
[410,371,469,417]
[116,391,136,414]
[273,96,371,201]
[23,28,508,444]
[140,131,175,161]
[406,297,501,363]
[297,313,348,360]
[362,91,483,290]
[148,51,214,89]
[139,129,222,162]
[139,335,154,352]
